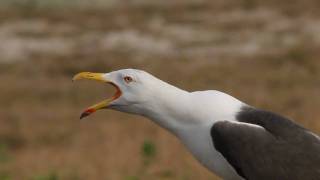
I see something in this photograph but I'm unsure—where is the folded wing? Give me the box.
[211,107,320,180]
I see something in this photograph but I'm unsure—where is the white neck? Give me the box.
[108,69,242,135]
[139,80,192,133]
[137,79,243,135]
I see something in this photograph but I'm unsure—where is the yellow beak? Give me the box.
[73,72,121,119]
[73,72,107,82]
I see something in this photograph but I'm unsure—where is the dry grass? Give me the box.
[0,1,320,179]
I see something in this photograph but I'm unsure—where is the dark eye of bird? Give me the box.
[124,76,133,83]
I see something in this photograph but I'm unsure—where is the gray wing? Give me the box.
[211,107,320,180]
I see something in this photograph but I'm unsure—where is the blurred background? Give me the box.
[0,0,319,179]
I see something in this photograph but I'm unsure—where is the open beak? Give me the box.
[73,72,121,119]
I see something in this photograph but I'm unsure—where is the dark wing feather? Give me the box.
[211,107,320,180]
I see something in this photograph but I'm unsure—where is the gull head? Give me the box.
[73,69,160,119]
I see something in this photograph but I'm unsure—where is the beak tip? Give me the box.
[72,76,80,82]
[79,114,86,119]
[80,108,95,119]
[80,112,89,119]
[72,72,89,82]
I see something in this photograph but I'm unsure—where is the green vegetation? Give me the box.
[141,140,156,160]
[124,176,140,180]
[0,144,11,164]
[0,171,11,180]
[31,172,58,180]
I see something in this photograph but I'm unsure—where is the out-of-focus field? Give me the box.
[0,0,320,179]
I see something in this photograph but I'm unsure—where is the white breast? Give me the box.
[177,125,244,180]
[173,91,246,180]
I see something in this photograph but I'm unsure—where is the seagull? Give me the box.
[73,69,320,180]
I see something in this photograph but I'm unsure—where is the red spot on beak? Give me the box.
[80,108,96,119]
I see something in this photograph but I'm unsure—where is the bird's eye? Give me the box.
[124,76,133,83]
